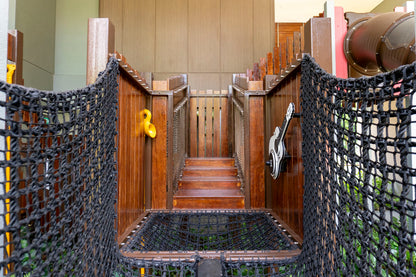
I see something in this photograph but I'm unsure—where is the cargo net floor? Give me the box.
[118,210,301,276]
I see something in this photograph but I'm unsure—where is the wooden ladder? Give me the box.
[173,157,245,209]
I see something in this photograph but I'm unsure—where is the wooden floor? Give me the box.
[173,157,245,209]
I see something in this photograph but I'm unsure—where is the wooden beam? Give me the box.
[86,18,115,85]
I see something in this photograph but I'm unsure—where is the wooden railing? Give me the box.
[151,75,189,208]
[188,90,230,157]
[116,54,152,241]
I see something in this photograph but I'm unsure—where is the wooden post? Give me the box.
[86,18,115,85]
[304,17,332,74]
[7,30,24,85]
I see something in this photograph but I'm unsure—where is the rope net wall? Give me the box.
[300,55,416,276]
[0,58,120,276]
[1,55,415,276]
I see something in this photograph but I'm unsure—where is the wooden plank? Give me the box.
[267,52,273,75]
[189,0,220,72]
[259,57,267,81]
[287,36,294,65]
[155,0,188,72]
[189,90,198,157]
[273,46,280,75]
[152,96,168,209]
[205,90,213,157]
[248,81,263,91]
[213,90,221,156]
[152,80,168,91]
[220,90,228,157]
[7,33,15,61]
[253,63,260,81]
[249,96,265,208]
[293,32,301,61]
[198,91,206,157]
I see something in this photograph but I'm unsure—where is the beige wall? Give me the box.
[100,0,275,91]
[15,0,56,90]
[54,0,99,90]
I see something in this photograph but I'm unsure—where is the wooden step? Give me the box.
[182,166,237,177]
[185,157,235,167]
[173,189,245,209]
[179,176,241,190]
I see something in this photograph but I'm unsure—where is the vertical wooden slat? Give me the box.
[205,90,214,157]
[287,36,294,65]
[198,91,206,157]
[249,96,265,208]
[213,90,221,156]
[189,90,198,157]
[152,96,168,209]
[220,90,228,157]
[267,52,273,75]
[273,46,280,75]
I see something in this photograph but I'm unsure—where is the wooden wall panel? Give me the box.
[188,73,221,91]
[266,68,304,241]
[221,0,253,72]
[123,0,156,72]
[99,0,123,51]
[188,0,220,72]
[155,0,188,73]
[117,71,147,239]
[253,0,273,61]
[100,0,274,91]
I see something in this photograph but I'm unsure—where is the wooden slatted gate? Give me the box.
[189,90,229,157]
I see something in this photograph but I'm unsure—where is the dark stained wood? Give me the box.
[7,30,24,85]
[267,52,273,75]
[185,157,235,166]
[7,33,15,62]
[248,97,265,208]
[117,67,148,239]
[273,46,280,75]
[152,96,168,209]
[182,166,237,177]
[266,65,304,240]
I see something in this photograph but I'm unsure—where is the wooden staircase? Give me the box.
[173,157,245,209]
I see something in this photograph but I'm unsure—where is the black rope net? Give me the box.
[300,55,416,276]
[1,54,415,276]
[120,210,298,252]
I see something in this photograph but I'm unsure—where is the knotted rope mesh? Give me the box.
[300,55,416,276]
[1,55,415,276]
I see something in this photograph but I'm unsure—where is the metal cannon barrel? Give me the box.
[344,12,415,75]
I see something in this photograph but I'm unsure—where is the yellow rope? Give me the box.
[5,64,16,272]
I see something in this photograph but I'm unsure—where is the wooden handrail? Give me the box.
[7,30,24,85]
